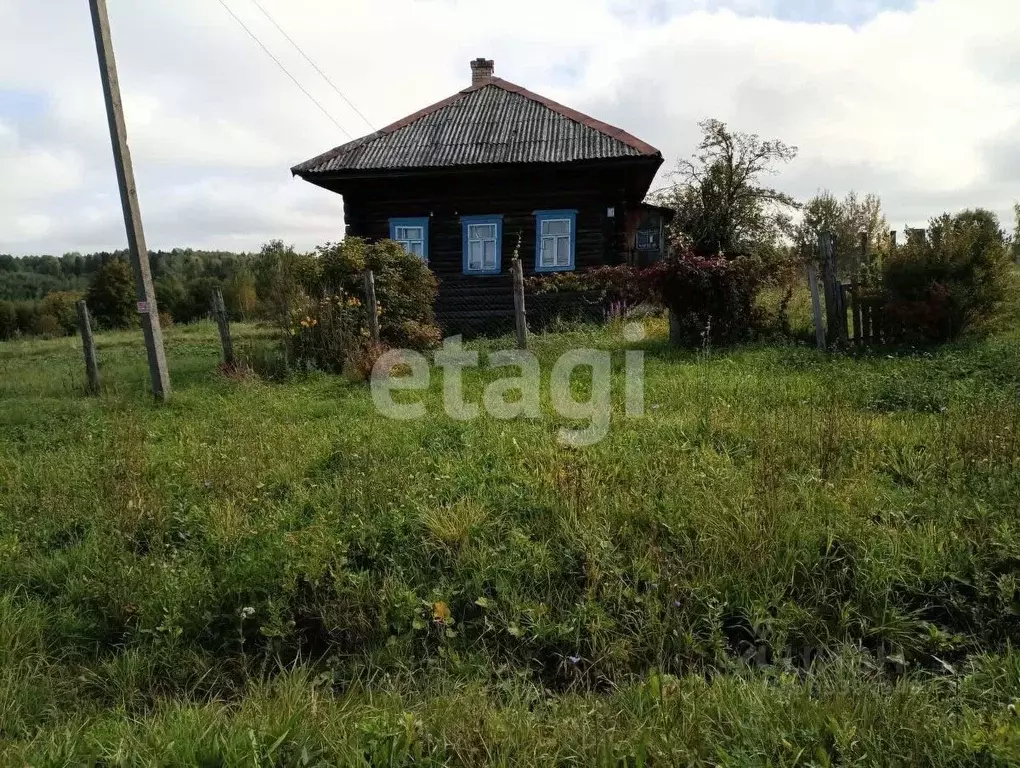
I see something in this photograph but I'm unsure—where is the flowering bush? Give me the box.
[316,238,439,344]
[253,237,441,378]
[287,292,366,375]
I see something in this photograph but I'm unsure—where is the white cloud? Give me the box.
[0,0,1017,254]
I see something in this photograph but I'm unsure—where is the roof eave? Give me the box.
[292,154,662,185]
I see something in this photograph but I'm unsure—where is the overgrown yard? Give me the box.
[2,318,1020,765]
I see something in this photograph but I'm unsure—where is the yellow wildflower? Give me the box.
[433,601,451,624]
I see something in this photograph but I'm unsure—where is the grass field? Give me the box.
[2,315,1020,765]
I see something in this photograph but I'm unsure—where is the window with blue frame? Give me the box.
[389,218,429,261]
[535,210,577,272]
[462,215,503,275]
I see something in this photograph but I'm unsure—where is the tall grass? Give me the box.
[1,318,1019,764]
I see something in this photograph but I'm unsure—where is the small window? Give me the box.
[535,210,577,272]
[389,218,429,261]
[636,229,660,251]
[462,215,503,275]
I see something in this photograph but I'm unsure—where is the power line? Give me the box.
[247,0,376,132]
[214,0,352,139]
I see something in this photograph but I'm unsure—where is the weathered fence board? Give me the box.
[76,300,100,394]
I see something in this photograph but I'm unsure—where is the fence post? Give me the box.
[851,231,867,346]
[211,288,235,367]
[807,261,826,352]
[76,300,101,394]
[819,231,846,347]
[511,257,529,350]
[364,269,381,345]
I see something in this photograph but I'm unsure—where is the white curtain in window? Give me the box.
[540,219,571,267]
[468,224,497,270]
[395,226,424,257]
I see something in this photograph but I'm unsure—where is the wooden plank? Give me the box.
[364,269,381,344]
[76,300,101,394]
[819,231,846,346]
[850,278,861,346]
[838,283,850,345]
[856,232,867,345]
[807,262,826,352]
[511,257,529,350]
[211,288,235,367]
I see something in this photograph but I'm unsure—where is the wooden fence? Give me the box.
[809,230,901,350]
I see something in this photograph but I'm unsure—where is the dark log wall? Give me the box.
[324,161,655,334]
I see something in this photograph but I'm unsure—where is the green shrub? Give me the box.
[40,291,82,336]
[882,209,1012,342]
[33,313,61,338]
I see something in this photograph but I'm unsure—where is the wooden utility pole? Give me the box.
[511,257,529,350]
[89,0,171,401]
[211,288,235,367]
[364,269,381,344]
[76,300,101,394]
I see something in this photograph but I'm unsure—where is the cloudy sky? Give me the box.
[1,0,1017,255]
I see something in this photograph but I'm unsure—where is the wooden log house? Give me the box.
[292,59,666,333]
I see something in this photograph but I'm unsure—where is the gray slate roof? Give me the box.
[292,78,661,177]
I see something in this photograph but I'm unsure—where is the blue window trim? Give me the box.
[389,217,430,261]
[534,209,577,273]
[461,215,503,275]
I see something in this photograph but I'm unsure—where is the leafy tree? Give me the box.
[660,119,799,258]
[184,277,223,323]
[154,277,189,322]
[1011,202,1020,263]
[87,258,136,329]
[255,240,315,329]
[799,190,889,272]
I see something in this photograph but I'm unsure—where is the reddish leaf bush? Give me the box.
[646,253,766,346]
[527,252,766,346]
[525,265,647,305]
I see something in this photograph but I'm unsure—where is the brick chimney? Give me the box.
[470,58,495,85]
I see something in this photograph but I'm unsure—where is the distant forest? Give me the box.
[0,248,266,339]
[0,250,257,302]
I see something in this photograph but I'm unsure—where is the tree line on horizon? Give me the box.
[0,248,264,339]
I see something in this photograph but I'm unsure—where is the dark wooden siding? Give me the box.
[329,162,651,333]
